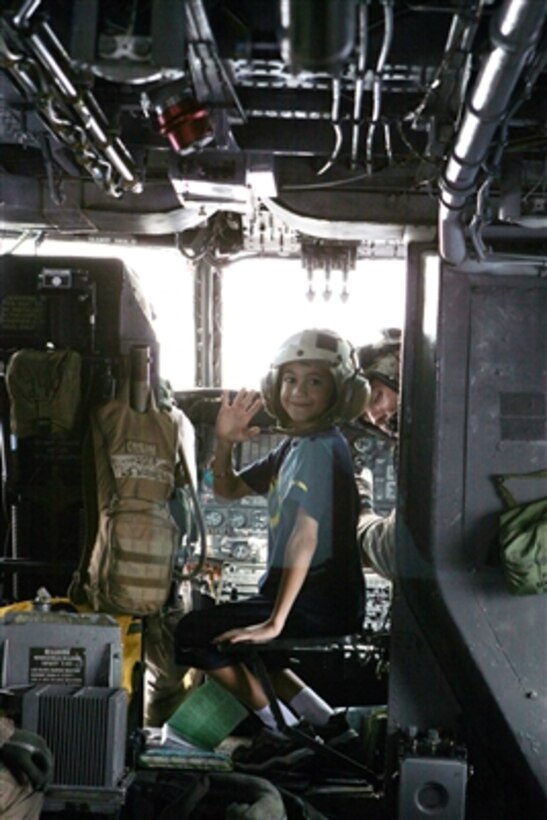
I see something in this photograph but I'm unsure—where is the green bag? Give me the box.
[5,348,82,437]
[495,469,547,596]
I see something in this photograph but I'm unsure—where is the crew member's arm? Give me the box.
[355,465,396,580]
[358,508,396,580]
[214,506,318,644]
[212,389,263,500]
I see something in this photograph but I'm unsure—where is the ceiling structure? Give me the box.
[0,0,545,269]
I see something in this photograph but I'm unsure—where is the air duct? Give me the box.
[439,0,546,266]
[279,0,357,75]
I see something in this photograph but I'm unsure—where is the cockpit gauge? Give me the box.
[353,437,375,455]
[230,541,251,560]
[204,510,224,528]
[228,511,247,529]
[252,511,268,529]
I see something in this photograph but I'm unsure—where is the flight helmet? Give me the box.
[261,328,370,430]
[357,328,401,393]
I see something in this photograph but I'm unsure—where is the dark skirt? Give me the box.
[174,594,344,671]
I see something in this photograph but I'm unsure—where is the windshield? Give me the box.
[221,257,406,388]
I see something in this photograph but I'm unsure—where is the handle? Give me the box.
[494,469,547,509]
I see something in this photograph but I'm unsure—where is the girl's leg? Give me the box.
[269,668,334,726]
[174,597,299,728]
[269,667,305,702]
[208,663,268,710]
[208,664,299,729]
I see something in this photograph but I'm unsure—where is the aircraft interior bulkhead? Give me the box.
[0,1,545,818]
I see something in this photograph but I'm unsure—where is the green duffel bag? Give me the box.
[495,469,547,596]
[5,348,82,437]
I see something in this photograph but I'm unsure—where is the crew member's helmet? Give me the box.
[261,328,370,430]
[357,328,401,393]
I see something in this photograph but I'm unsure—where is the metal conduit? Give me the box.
[365,0,394,175]
[350,0,369,168]
[438,0,546,266]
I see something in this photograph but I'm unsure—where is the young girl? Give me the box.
[174,329,369,769]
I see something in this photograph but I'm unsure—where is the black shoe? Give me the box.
[231,722,317,773]
[316,711,361,748]
[313,712,378,781]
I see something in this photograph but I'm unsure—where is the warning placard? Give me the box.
[29,647,86,685]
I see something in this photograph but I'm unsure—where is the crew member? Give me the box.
[0,717,53,820]
[356,329,401,581]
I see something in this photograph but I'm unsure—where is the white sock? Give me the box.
[254,702,299,732]
[289,686,335,727]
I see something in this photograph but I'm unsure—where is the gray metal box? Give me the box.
[398,756,467,819]
[0,611,123,688]
[22,685,128,788]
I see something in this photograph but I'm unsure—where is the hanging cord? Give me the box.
[351,0,369,168]
[175,429,208,582]
[317,77,343,176]
[0,418,12,556]
[365,0,394,175]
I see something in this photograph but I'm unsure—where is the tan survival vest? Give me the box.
[70,382,188,617]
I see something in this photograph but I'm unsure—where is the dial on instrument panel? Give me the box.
[228,511,247,529]
[204,510,224,528]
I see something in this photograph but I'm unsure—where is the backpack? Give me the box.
[70,381,190,617]
[495,469,547,596]
[5,348,82,437]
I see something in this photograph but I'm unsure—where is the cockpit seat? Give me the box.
[220,634,381,784]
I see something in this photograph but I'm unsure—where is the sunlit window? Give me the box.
[221,258,406,388]
[4,238,406,391]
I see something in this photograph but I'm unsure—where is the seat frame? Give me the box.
[222,634,380,784]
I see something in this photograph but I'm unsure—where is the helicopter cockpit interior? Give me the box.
[0,1,546,818]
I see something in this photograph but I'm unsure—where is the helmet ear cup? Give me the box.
[337,372,371,422]
[260,370,289,424]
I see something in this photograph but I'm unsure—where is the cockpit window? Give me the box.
[221,257,406,387]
